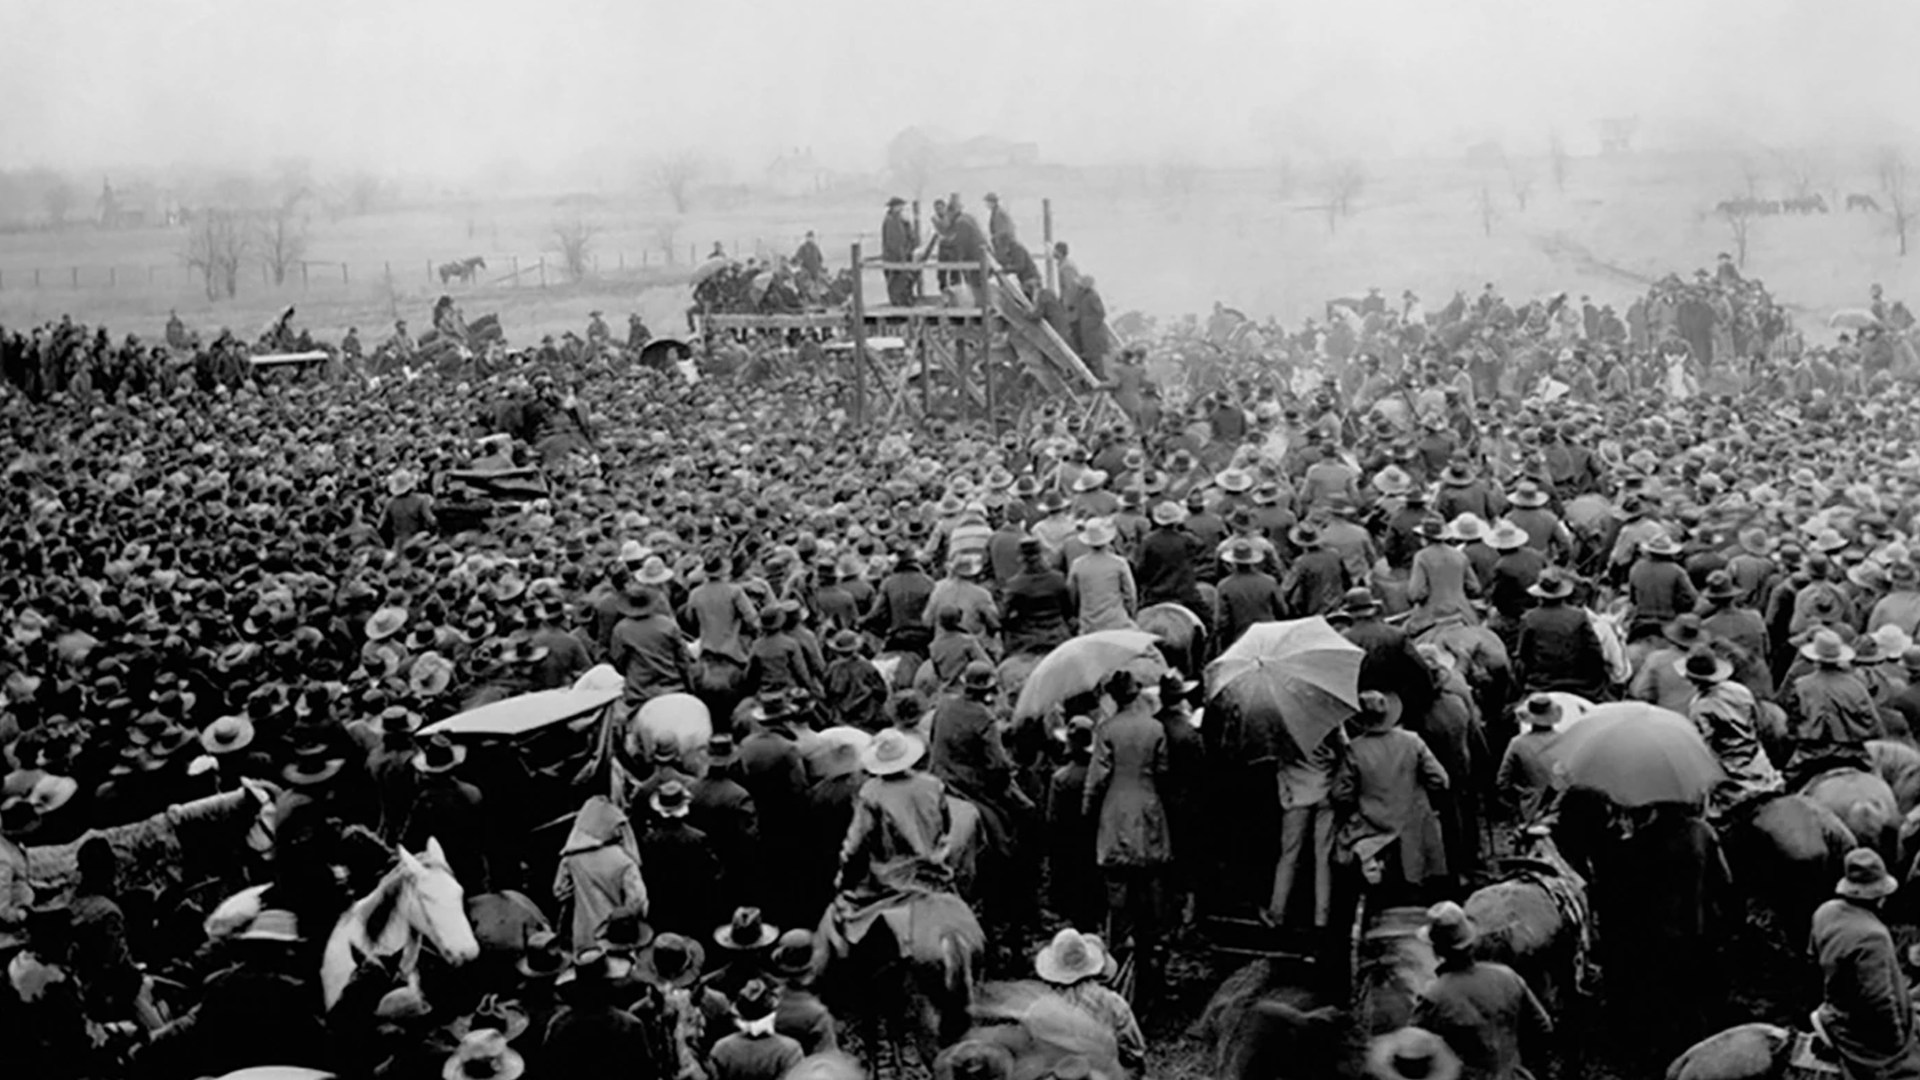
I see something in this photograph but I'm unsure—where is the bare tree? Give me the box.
[652,219,680,267]
[183,208,249,299]
[1737,156,1765,200]
[1505,162,1534,211]
[1720,200,1755,268]
[1476,185,1500,237]
[1877,147,1913,256]
[886,129,941,202]
[1548,133,1570,192]
[652,153,704,215]
[1775,148,1821,200]
[1324,159,1366,217]
[252,205,309,287]
[44,182,75,228]
[549,219,602,281]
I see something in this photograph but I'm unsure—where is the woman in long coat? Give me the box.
[1083,669,1173,994]
[1334,691,1451,906]
[554,795,650,952]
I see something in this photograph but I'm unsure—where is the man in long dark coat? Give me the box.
[880,198,916,306]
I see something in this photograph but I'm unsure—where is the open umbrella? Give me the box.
[1551,701,1721,806]
[1013,630,1167,720]
[1828,308,1883,330]
[1205,617,1363,753]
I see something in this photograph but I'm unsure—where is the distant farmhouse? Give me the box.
[764,148,836,198]
[97,179,182,228]
[946,135,1040,170]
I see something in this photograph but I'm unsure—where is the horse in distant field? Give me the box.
[438,255,487,284]
[1847,193,1882,212]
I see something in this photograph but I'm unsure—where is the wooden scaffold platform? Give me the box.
[694,197,1112,432]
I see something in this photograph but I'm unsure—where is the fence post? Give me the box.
[511,256,519,286]
[71,267,79,289]
[342,264,350,285]
[34,268,41,288]
[301,262,309,289]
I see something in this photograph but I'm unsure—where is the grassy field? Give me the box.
[1,150,1912,346]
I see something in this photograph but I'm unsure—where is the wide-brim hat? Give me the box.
[1151,501,1188,527]
[1071,469,1110,494]
[1033,928,1112,985]
[410,652,455,697]
[1837,847,1899,900]
[1663,614,1708,648]
[1508,483,1549,508]
[638,933,706,988]
[366,606,409,642]
[1527,572,1574,600]
[1635,530,1681,553]
[1372,467,1412,497]
[1486,522,1528,551]
[1214,468,1254,494]
[1078,518,1117,547]
[1417,900,1479,952]
[860,728,925,775]
[26,774,78,814]
[443,1030,526,1080]
[1289,522,1324,548]
[1414,518,1448,541]
[1224,540,1262,566]
[1674,648,1733,684]
[714,907,779,951]
[1441,463,1474,486]
[200,714,256,754]
[388,470,417,497]
[1364,1027,1464,1080]
[1801,630,1856,665]
[1703,573,1743,601]
[1341,587,1379,616]
[513,931,571,980]
[413,733,470,774]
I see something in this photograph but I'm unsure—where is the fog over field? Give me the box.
[6,0,1917,179]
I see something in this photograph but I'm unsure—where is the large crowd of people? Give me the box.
[3,260,1920,1080]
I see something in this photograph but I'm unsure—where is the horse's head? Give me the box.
[397,838,480,965]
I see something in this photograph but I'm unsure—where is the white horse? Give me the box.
[320,838,479,1010]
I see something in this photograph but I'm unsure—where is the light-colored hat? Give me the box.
[1079,518,1117,548]
[1365,1027,1464,1080]
[1033,928,1113,985]
[199,714,256,754]
[1151,501,1188,527]
[1485,520,1527,551]
[860,728,925,775]
[1837,847,1899,900]
[1372,466,1413,497]
[1446,514,1488,543]
[635,556,674,586]
[1214,468,1255,494]
[443,1029,526,1080]
[1674,644,1733,684]
[1800,629,1856,666]
[1521,693,1561,727]
[387,469,418,497]
[365,606,409,642]
[1071,469,1110,493]
[1418,900,1478,953]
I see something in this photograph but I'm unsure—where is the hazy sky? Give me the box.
[4,0,1915,180]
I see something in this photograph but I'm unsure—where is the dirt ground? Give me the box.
[3,150,1913,346]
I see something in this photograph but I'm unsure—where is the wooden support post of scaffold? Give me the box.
[1043,198,1055,293]
[912,200,924,301]
[920,319,931,426]
[979,257,995,434]
[850,242,869,427]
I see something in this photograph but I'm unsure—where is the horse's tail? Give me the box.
[942,925,975,1002]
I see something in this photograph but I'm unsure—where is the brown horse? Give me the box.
[1206,906,1438,1080]
[1462,827,1589,1019]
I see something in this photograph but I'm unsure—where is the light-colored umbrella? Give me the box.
[419,679,623,737]
[690,258,731,286]
[1551,701,1721,806]
[1828,308,1882,330]
[212,1068,336,1080]
[1012,630,1168,720]
[1206,617,1364,753]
